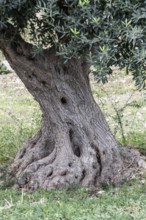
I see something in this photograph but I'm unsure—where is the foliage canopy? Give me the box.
[0,0,146,88]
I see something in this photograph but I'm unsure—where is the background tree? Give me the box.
[0,0,145,190]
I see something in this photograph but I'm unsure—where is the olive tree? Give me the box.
[0,0,145,190]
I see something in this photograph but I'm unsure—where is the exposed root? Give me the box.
[9,140,145,191]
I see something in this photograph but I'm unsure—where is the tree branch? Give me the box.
[0,23,34,60]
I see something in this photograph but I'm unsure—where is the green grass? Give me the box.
[0,71,146,220]
[0,108,41,162]
[91,72,146,150]
[0,74,41,162]
[125,132,146,149]
[0,180,146,220]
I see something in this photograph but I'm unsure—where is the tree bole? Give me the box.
[0,39,142,190]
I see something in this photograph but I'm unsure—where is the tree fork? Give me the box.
[0,36,143,190]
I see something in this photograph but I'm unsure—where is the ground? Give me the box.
[0,180,146,219]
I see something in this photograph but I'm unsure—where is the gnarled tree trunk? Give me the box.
[0,36,141,190]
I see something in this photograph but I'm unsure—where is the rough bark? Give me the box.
[0,35,143,190]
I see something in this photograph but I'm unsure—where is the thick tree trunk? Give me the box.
[0,37,142,190]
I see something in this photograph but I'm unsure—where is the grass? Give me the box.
[91,71,146,148]
[125,132,146,149]
[0,180,146,220]
[0,70,146,219]
[0,74,41,162]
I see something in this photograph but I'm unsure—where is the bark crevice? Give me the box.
[91,143,102,175]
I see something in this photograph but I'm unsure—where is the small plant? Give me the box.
[0,63,10,75]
